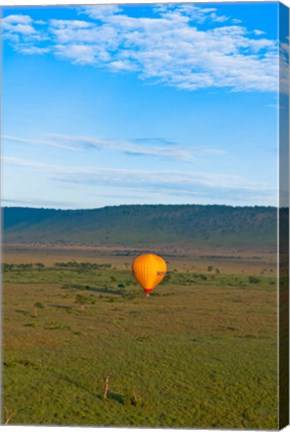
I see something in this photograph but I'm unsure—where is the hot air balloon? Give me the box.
[131,253,167,296]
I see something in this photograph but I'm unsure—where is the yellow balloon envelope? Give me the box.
[132,253,167,296]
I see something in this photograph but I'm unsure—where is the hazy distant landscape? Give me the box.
[3,205,279,251]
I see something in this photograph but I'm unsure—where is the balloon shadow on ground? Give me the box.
[64,284,123,296]
[57,373,94,395]
[50,305,73,310]
[97,393,125,404]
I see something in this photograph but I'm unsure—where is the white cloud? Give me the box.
[54,43,98,64]
[253,29,266,36]
[4,133,226,161]
[2,13,48,51]
[109,60,136,71]
[3,155,275,205]
[4,14,31,24]
[3,135,79,151]
[20,46,51,55]
[80,5,122,21]
[3,14,37,42]
[46,133,194,161]
[3,14,41,36]
[2,5,282,93]
[153,4,228,25]
[48,133,227,160]
[232,19,242,25]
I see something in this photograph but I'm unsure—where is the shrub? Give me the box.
[248,276,261,284]
[123,390,142,407]
[194,274,207,281]
[163,274,171,282]
[34,302,45,309]
[3,264,14,271]
[75,294,96,305]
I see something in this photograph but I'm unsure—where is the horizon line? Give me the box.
[1,203,280,211]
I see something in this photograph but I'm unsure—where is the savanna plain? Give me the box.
[3,246,277,429]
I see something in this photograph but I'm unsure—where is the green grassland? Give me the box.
[3,260,277,428]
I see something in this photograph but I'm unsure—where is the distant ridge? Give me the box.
[2,204,280,251]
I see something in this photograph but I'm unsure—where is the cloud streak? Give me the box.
[4,133,226,161]
[3,135,79,151]
[48,133,194,161]
[3,156,275,203]
[2,4,282,93]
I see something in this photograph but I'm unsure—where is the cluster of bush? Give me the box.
[3,263,45,271]
[54,262,112,270]
[3,261,114,272]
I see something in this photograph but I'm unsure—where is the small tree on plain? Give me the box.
[103,375,110,400]
[33,302,45,317]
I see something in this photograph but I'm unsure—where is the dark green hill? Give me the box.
[2,205,280,250]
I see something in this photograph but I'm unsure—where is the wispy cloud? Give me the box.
[2,4,281,93]
[3,135,79,151]
[3,156,275,202]
[2,197,78,209]
[48,133,194,160]
[4,133,226,161]
[131,137,177,146]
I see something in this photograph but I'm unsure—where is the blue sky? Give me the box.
[2,2,288,209]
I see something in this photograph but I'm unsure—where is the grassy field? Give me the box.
[3,250,278,428]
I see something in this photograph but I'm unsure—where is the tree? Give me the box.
[33,302,45,317]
